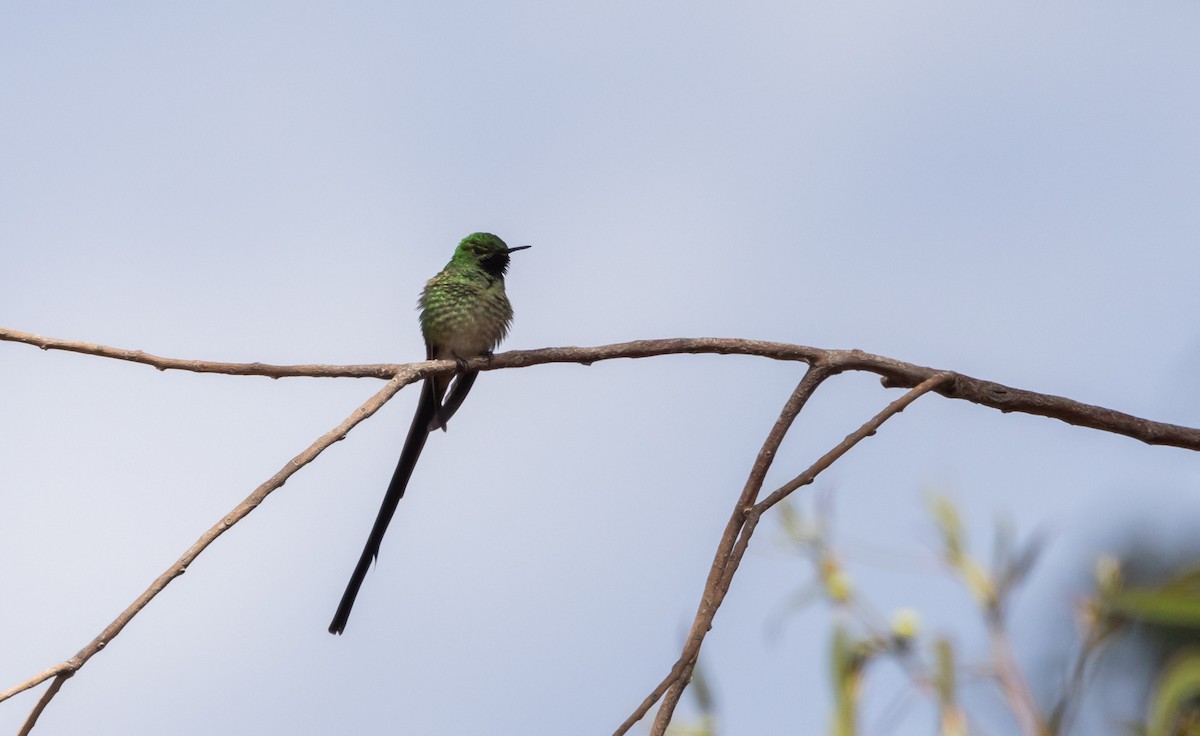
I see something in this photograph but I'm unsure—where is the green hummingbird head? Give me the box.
[454,232,531,277]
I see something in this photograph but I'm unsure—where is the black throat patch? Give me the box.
[479,252,510,278]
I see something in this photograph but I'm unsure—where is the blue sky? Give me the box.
[2,3,1199,734]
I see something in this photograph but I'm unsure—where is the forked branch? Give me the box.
[2,327,1197,735]
[627,371,953,736]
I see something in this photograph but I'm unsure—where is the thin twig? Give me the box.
[754,373,954,514]
[637,373,953,735]
[17,674,68,736]
[0,326,397,378]
[988,620,1048,736]
[3,371,416,726]
[617,364,836,736]
[0,665,71,705]
[1048,623,1109,735]
[4,327,1197,450]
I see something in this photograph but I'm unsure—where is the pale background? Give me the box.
[2,3,1199,734]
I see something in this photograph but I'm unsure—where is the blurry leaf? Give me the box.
[1108,564,1200,622]
[667,715,710,734]
[935,638,956,706]
[1147,650,1200,736]
[999,530,1045,594]
[778,499,808,546]
[1096,555,1123,596]
[1162,567,1200,595]
[928,495,964,564]
[691,658,717,719]
[825,568,854,604]
[665,717,715,736]
[961,558,997,609]
[832,626,872,736]
[934,638,968,736]
[1106,589,1200,628]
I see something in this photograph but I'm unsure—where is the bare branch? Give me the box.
[17,674,68,736]
[754,372,954,513]
[4,328,1196,450]
[1,371,416,721]
[617,364,835,736]
[5,326,1199,733]
[0,327,396,378]
[988,622,1048,736]
[635,373,953,735]
[0,665,71,706]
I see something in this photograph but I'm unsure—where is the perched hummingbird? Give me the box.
[329,232,530,635]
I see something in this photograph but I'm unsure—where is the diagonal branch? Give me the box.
[754,372,954,514]
[615,364,836,736]
[2,370,417,730]
[989,616,1047,736]
[16,673,67,736]
[630,372,954,735]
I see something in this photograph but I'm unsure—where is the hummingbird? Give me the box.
[329,232,530,635]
